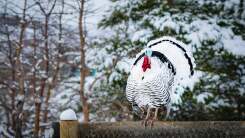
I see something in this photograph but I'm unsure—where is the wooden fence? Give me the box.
[52,121,245,138]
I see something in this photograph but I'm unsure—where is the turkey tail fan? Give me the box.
[146,36,195,77]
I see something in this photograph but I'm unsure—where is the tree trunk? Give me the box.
[6,25,17,132]
[34,102,41,138]
[43,0,64,124]
[167,0,173,6]
[43,62,60,123]
[32,23,39,138]
[35,15,50,138]
[35,1,57,136]
[79,0,89,123]
[15,0,27,137]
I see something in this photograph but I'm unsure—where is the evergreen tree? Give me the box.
[173,40,245,120]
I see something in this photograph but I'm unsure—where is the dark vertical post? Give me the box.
[52,122,60,138]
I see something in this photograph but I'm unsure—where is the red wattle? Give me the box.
[142,56,151,72]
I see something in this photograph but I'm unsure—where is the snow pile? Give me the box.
[60,109,77,121]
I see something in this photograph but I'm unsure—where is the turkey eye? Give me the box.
[142,76,144,80]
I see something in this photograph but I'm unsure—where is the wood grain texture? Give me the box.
[55,121,245,138]
[60,121,79,138]
[79,121,245,138]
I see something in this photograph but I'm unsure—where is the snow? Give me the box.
[110,117,116,122]
[16,95,24,101]
[52,80,80,110]
[132,29,152,42]
[125,2,245,57]
[0,126,13,138]
[60,109,77,121]
[0,52,6,63]
[196,92,213,103]
[45,128,53,138]
[185,19,245,56]
[34,97,42,104]
[223,36,245,56]
[179,70,203,89]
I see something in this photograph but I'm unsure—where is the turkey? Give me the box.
[126,36,195,127]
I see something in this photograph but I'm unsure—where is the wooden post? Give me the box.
[60,109,79,138]
[60,121,79,138]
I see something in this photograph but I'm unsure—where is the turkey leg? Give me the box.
[142,107,152,127]
[140,107,146,119]
[149,107,159,127]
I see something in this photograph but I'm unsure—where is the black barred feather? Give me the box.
[126,58,174,108]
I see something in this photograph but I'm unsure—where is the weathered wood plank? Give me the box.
[79,121,245,138]
[53,121,245,138]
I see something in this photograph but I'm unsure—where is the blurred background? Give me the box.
[0,0,244,137]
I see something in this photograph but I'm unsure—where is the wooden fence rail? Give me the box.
[52,121,245,138]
